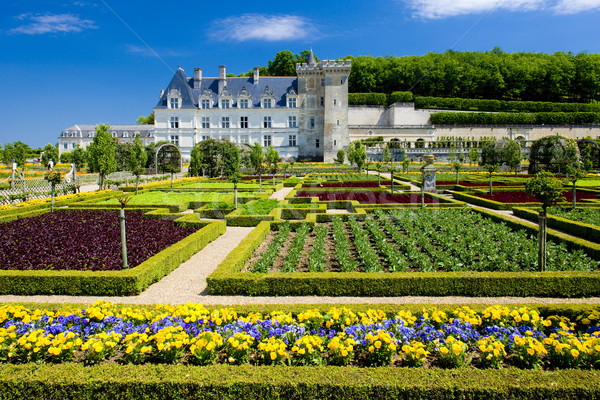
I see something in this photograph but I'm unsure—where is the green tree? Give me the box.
[354,142,367,172]
[266,146,279,174]
[483,164,499,195]
[126,134,148,195]
[468,147,480,166]
[503,140,521,176]
[347,142,356,167]
[565,165,586,210]
[87,124,117,190]
[3,142,27,168]
[190,139,224,178]
[71,145,87,170]
[401,149,410,173]
[41,144,59,168]
[335,149,345,165]
[222,143,241,208]
[137,111,155,125]
[525,171,565,271]
[248,142,265,193]
[382,144,392,164]
[59,152,73,164]
[452,161,462,184]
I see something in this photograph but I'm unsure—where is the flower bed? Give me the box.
[295,191,439,204]
[0,210,198,271]
[476,190,597,203]
[0,302,599,371]
[436,181,523,187]
[302,182,383,188]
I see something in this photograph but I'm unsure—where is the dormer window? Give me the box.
[288,97,297,108]
[239,99,249,109]
[221,99,230,109]
[123,131,129,138]
[201,99,211,109]
[262,86,275,109]
[200,89,213,109]
[263,98,272,109]
[167,88,181,109]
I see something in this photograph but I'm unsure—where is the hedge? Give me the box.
[206,215,600,297]
[348,93,387,106]
[451,191,540,210]
[1,364,599,400]
[0,216,226,296]
[388,91,414,104]
[430,111,600,126]
[513,207,600,243]
[415,96,600,113]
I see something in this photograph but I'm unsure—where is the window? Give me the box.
[321,78,325,86]
[240,99,249,109]
[288,135,297,147]
[221,99,230,109]
[288,116,297,128]
[263,98,272,109]
[169,98,179,109]
[316,139,320,148]
[202,117,210,129]
[170,135,179,146]
[240,135,249,144]
[201,135,209,141]
[63,143,68,149]
[170,117,179,128]
[310,118,315,128]
[333,99,337,106]
[337,120,340,125]
[263,116,272,128]
[72,143,76,149]
[201,99,211,109]
[240,116,248,129]
[334,140,337,146]
[288,98,296,108]
[320,97,324,107]
[263,135,272,147]
[221,117,230,128]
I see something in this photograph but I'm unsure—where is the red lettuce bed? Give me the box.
[0,210,198,271]
[476,190,597,203]
[295,191,439,204]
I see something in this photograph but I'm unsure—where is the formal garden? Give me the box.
[1,133,600,398]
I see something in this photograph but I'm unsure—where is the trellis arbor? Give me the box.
[154,144,182,174]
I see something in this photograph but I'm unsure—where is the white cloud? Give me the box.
[210,14,316,42]
[551,0,600,14]
[9,13,96,35]
[405,0,600,19]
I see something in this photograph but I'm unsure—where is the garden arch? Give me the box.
[154,143,183,174]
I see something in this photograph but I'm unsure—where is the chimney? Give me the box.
[194,68,202,89]
[218,65,226,94]
[253,66,259,84]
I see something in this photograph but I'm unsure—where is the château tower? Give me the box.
[296,53,352,162]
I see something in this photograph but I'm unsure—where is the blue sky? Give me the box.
[2,0,600,148]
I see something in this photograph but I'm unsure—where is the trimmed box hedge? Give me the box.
[207,212,600,297]
[0,216,225,296]
[513,207,600,243]
[0,364,598,400]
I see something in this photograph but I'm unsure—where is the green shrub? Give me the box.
[348,93,387,106]
[388,91,414,104]
[430,112,600,126]
[415,96,600,113]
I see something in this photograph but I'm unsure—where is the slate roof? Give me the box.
[155,68,297,110]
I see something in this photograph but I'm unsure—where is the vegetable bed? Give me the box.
[476,191,597,203]
[0,210,198,271]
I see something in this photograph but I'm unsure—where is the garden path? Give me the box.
[269,187,293,200]
[1,186,599,306]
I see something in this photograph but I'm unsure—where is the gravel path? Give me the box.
[269,187,293,200]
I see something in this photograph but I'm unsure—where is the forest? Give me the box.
[250,48,600,103]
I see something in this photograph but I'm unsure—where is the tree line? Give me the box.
[252,48,600,103]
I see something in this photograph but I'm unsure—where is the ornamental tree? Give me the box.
[354,142,367,172]
[347,142,356,166]
[468,147,480,166]
[335,149,345,165]
[248,142,265,193]
[503,140,521,176]
[126,134,148,195]
[44,170,62,212]
[41,143,59,168]
[382,144,392,164]
[452,161,462,184]
[87,124,117,190]
[483,164,499,195]
[565,164,586,210]
[525,171,564,271]
[222,142,241,208]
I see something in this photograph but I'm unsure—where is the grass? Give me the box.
[100,191,237,205]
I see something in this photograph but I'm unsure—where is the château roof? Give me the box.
[154,68,297,110]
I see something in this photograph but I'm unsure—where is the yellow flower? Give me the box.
[571,349,579,358]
